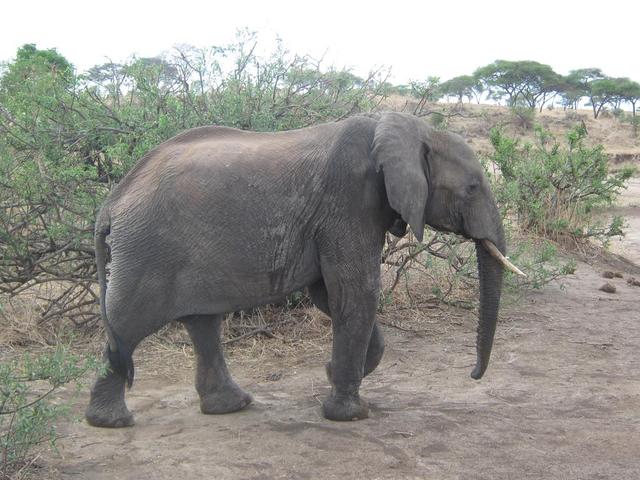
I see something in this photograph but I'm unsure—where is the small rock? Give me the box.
[266,372,283,381]
[627,277,640,287]
[599,283,616,293]
[602,271,623,279]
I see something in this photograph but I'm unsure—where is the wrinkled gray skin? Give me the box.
[86,112,505,427]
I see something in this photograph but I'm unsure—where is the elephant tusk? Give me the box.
[481,239,527,277]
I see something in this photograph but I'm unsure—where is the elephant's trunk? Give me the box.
[470,231,505,380]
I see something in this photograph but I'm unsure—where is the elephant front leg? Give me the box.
[309,279,385,384]
[325,321,384,385]
[181,314,252,414]
[321,280,378,421]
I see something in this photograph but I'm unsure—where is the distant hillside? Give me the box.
[384,98,640,171]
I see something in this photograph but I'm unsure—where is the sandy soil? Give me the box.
[609,177,640,265]
[40,185,640,479]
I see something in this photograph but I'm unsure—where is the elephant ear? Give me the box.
[372,112,429,242]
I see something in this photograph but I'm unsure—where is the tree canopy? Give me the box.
[463,62,640,117]
[439,75,480,104]
[473,60,561,111]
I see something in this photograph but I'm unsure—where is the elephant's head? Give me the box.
[372,112,523,380]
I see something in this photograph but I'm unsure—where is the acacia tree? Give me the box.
[474,60,560,110]
[439,75,478,104]
[616,78,640,117]
[517,62,561,111]
[558,73,588,110]
[589,78,624,118]
[474,60,521,105]
[564,68,608,118]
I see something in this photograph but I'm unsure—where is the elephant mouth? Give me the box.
[424,222,526,277]
[428,220,458,235]
[480,239,526,277]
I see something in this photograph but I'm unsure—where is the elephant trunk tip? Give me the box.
[470,363,487,380]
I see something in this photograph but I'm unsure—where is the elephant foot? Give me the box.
[85,404,134,428]
[200,383,253,414]
[322,392,369,421]
[86,372,134,428]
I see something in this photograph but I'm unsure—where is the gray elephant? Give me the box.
[86,112,521,427]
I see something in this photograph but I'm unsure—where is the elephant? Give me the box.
[85,111,522,427]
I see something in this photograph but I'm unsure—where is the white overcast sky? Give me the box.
[1,0,638,84]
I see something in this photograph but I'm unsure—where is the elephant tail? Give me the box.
[95,208,135,388]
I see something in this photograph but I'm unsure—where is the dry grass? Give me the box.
[0,293,67,350]
[126,305,333,382]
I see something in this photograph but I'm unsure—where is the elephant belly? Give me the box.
[107,232,321,320]
[193,239,320,311]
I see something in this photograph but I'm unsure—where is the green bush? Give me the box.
[0,34,388,324]
[0,344,102,478]
[379,123,631,309]
[499,235,576,289]
[510,105,536,129]
[377,124,628,308]
[487,123,634,246]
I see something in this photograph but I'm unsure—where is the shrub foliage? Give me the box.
[0,345,101,478]
[487,124,634,245]
[0,35,388,325]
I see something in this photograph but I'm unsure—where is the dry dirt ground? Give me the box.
[38,182,640,479]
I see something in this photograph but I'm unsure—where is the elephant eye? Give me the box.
[465,183,479,196]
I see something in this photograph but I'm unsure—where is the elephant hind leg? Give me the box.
[180,314,252,414]
[86,306,167,428]
[85,343,135,428]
